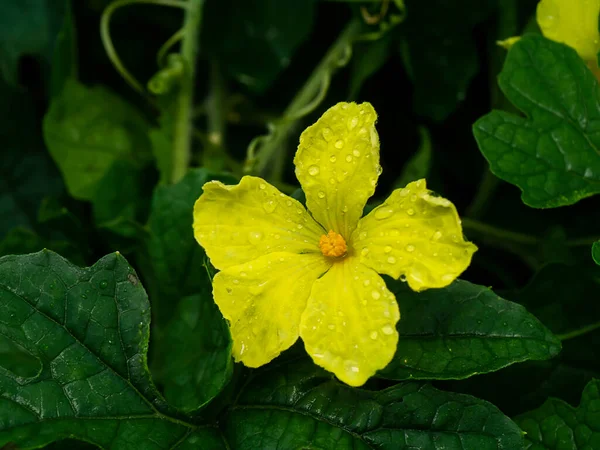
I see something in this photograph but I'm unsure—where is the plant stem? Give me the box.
[461,218,540,246]
[251,19,363,177]
[558,322,600,341]
[171,0,204,183]
[566,236,600,247]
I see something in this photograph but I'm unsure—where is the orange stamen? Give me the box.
[319,230,347,258]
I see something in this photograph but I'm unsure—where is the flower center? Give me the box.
[319,230,347,258]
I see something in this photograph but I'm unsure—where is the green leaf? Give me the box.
[223,359,525,449]
[0,78,64,239]
[0,0,67,85]
[151,293,233,413]
[144,168,236,326]
[49,0,77,97]
[515,378,600,449]
[400,0,495,121]
[473,34,600,208]
[0,250,227,449]
[394,126,433,188]
[592,241,600,265]
[378,279,561,380]
[43,80,153,200]
[201,0,318,93]
[0,227,82,265]
[348,33,393,99]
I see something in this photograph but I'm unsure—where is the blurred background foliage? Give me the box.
[2,1,600,447]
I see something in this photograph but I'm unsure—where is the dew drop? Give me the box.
[259,183,266,190]
[384,246,392,253]
[317,191,326,199]
[286,200,292,206]
[382,325,394,335]
[410,194,417,202]
[297,224,303,229]
[349,117,358,129]
[361,247,369,256]
[405,244,415,253]
[433,230,442,240]
[370,331,378,340]
[374,207,394,220]
[274,234,280,240]
[240,272,247,277]
[363,279,370,286]
[344,360,360,374]
[308,165,320,176]
[248,231,264,244]
[342,205,348,213]
[81,294,88,299]
[99,281,108,289]
[353,149,361,157]
[345,155,353,162]
[371,290,381,300]
[387,256,396,264]
[335,139,344,149]
[328,324,335,330]
[330,155,337,163]
[441,274,454,282]
[263,200,277,213]
[329,177,336,185]
[322,127,333,141]
[232,279,239,284]
[406,208,415,216]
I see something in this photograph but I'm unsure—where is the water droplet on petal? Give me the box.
[330,155,337,163]
[405,244,415,252]
[335,139,344,149]
[433,230,442,240]
[361,247,369,256]
[370,331,378,340]
[308,165,320,176]
[371,290,381,300]
[322,127,333,141]
[328,324,335,330]
[248,231,264,244]
[263,200,277,213]
[344,360,360,373]
[363,279,370,286]
[349,117,358,129]
[259,183,266,190]
[342,205,348,213]
[382,325,394,335]
[406,208,415,216]
[387,256,396,264]
[384,246,392,253]
[345,155,353,162]
[317,191,326,199]
[374,207,394,220]
[353,149,361,157]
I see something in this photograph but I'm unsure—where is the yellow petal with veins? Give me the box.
[537,0,600,62]
[193,176,325,270]
[299,257,400,387]
[294,102,381,239]
[352,179,477,292]
[214,252,331,367]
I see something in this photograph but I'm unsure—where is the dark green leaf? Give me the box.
[152,293,233,413]
[0,0,67,85]
[592,241,600,265]
[473,34,600,208]
[223,359,525,449]
[378,279,561,380]
[0,227,82,265]
[515,378,600,449]
[400,0,495,121]
[144,168,236,326]
[43,80,153,200]
[202,0,318,93]
[0,250,226,449]
[0,78,64,240]
[49,0,77,97]
[348,33,393,99]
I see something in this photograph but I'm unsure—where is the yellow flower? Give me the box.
[499,0,600,66]
[193,102,477,386]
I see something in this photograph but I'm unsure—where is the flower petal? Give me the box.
[214,252,331,367]
[299,257,399,386]
[194,176,325,270]
[537,0,600,62]
[352,179,477,292]
[294,102,381,239]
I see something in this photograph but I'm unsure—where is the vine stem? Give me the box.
[558,322,600,341]
[171,0,204,183]
[100,0,189,97]
[461,218,540,246]
[249,19,363,177]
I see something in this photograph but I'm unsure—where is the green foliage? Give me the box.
[0,0,67,85]
[5,0,600,448]
[474,35,600,208]
[516,379,600,449]
[224,359,524,449]
[43,80,153,200]
[380,279,561,380]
